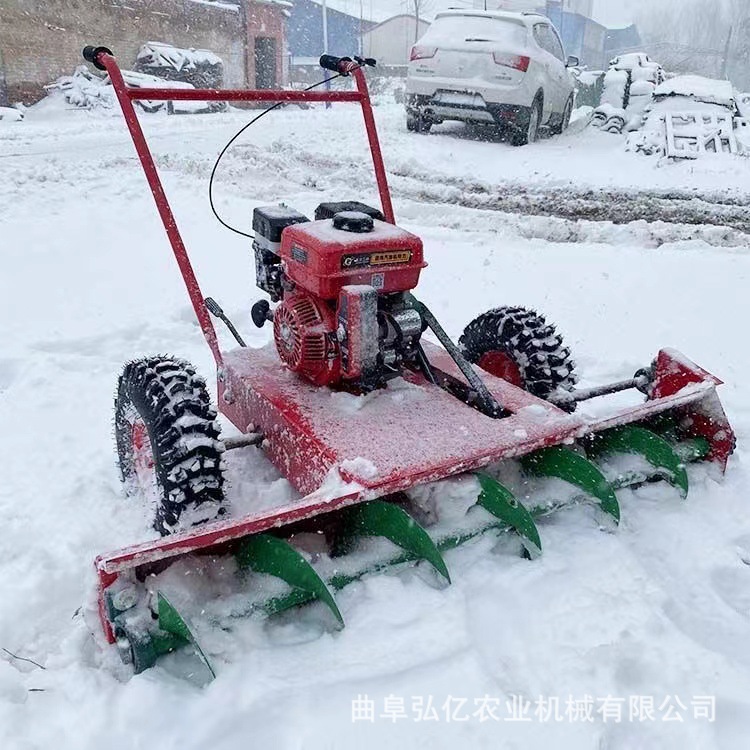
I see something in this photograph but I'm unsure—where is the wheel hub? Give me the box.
[477,350,524,388]
[131,418,157,498]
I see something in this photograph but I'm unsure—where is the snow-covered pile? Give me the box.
[593,53,665,134]
[44,66,116,110]
[591,102,626,133]
[0,106,23,122]
[135,41,224,90]
[600,69,628,109]
[628,75,741,157]
[137,42,222,71]
[42,65,199,113]
[611,53,664,82]
[654,76,735,109]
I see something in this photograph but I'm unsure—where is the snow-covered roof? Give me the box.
[187,0,292,11]
[187,0,240,12]
[434,8,545,26]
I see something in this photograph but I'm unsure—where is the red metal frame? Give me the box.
[95,50,395,367]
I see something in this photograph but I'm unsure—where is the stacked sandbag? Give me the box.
[607,53,665,132]
[591,102,627,133]
[625,79,657,131]
[601,69,629,109]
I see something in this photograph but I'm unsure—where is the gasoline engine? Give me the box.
[251,202,428,392]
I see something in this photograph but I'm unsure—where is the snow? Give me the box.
[187,0,240,12]
[43,65,195,111]
[2,79,750,749]
[136,41,223,70]
[0,106,24,122]
[340,457,379,479]
[654,76,736,109]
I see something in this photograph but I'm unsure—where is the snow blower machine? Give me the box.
[83,46,735,677]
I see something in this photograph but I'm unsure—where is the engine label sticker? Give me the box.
[291,246,308,264]
[341,250,412,269]
[371,250,412,266]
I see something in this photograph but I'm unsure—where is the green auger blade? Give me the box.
[157,592,216,679]
[673,437,711,464]
[235,533,344,626]
[521,446,621,525]
[341,500,451,583]
[475,472,542,559]
[587,425,689,498]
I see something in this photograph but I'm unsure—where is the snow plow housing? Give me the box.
[83,46,735,678]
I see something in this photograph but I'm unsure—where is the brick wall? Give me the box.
[245,1,286,88]
[0,0,286,105]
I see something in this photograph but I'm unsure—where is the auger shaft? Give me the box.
[107,427,710,676]
[549,375,651,407]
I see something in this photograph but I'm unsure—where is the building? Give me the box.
[0,0,289,105]
[604,24,642,61]
[287,0,373,67]
[477,0,592,13]
[361,14,431,71]
[543,3,608,68]
[245,1,291,89]
[472,0,635,70]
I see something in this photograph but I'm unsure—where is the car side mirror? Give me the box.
[566,55,580,68]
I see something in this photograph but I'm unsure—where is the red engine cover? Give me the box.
[273,292,340,386]
[279,218,426,300]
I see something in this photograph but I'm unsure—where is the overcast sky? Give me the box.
[593,0,640,27]
[327,0,646,28]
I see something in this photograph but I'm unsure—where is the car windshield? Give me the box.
[425,15,528,46]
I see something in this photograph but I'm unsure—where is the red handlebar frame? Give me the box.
[91,49,395,368]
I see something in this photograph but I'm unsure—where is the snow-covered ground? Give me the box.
[2,92,750,749]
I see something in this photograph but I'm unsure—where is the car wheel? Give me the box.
[407,113,432,134]
[553,96,574,135]
[511,97,542,146]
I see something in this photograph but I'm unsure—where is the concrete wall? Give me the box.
[288,0,372,62]
[0,0,272,104]
[362,15,430,70]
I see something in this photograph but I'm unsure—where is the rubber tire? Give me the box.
[115,356,225,535]
[459,306,577,401]
[553,96,574,135]
[511,96,542,146]
[407,113,432,133]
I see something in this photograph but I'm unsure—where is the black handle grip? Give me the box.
[82,45,113,71]
[319,54,352,75]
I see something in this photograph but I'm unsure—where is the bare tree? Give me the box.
[636,0,732,78]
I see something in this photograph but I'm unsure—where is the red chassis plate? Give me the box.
[219,340,586,495]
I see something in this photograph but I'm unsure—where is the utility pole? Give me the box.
[323,0,331,108]
[359,0,364,56]
[721,24,734,79]
[560,0,566,49]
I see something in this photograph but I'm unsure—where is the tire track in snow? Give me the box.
[391,165,750,236]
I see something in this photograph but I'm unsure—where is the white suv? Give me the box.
[405,10,578,145]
